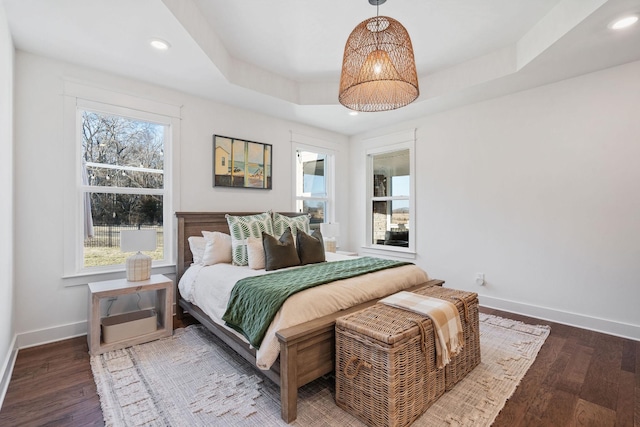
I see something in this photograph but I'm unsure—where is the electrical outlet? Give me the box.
[475,273,485,286]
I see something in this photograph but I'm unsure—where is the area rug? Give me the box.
[91,313,550,426]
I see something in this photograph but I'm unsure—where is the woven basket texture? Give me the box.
[335,303,446,427]
[412,286,481,390]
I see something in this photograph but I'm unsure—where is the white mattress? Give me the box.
[178,253,429,369]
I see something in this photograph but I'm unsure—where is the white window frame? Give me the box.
[362,130,416,258]
[62,83,180,281]
[291,135,336,225]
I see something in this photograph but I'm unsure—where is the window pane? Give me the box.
[372,149,410,197]
[297,151,327,197]
[372,200,409,247]
[84,193,164,267]
[296,200,325,226]
[391,175,410,197]
[82,111,164,189]
[303,158,325,195]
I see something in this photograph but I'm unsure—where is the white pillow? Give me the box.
[201,231,232,265]
[187,236,206,265]
[246,236,265,270]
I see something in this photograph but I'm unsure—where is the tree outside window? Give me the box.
[82,110,166,268]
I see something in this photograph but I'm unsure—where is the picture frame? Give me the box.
[213,135,272,189]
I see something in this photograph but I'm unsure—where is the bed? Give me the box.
[175,212,443,423]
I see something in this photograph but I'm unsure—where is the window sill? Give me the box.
[360,245,416,260]
[62,264,176,287]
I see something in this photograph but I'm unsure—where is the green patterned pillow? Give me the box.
[226,212,274,266]
[272,212,310,241]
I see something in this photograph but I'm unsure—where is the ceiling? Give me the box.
[4,0,640,135]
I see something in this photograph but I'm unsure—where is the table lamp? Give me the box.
[120,229,157,281]
[320,222,340,253]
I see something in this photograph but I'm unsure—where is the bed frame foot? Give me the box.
[175,303,185,320]
[280,342,298,423]
[281,398,297,424]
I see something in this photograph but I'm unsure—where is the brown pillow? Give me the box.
[262,228,300,271]
[296,228,326,265]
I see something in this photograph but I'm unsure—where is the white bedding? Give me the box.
[178,252,429,369]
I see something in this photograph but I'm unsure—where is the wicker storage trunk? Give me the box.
[413,286,481,390]
[335,304,446,427]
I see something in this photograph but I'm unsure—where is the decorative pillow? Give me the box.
[187,236,206,265]
[296,228,326,266]
[272,212,311,243]
[262,228,300,271]
[201,231,232,266]
[246,236,266,270]
[226,213,274,266]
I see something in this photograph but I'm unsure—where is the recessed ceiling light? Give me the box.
[150,39,171,50]
[349,111,358,116]
[610,15,638,30]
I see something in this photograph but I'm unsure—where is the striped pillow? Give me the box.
[272,212,310,242]
[225,212,274,266]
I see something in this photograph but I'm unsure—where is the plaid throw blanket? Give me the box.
[380,291,464,369]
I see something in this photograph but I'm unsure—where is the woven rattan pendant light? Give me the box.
[339,0,419,112]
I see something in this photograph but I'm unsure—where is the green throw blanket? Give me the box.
[222,256,411,348]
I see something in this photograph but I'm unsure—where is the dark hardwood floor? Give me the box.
[0,309,637,426]
[483,308,638,427]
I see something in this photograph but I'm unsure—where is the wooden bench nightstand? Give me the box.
[87,274,173,355]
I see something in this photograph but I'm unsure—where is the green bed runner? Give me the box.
[222,256,411,348]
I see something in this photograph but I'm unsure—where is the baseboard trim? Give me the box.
[480,295,640,341]
[15,321,87,350]
[8,297,638,359]
[0,334,18,411]
[14,305,179,351]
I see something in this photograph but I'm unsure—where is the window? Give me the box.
[81,110,167,268]
[366,132,415,253]
[294,148,334,227]
[63,84,179,278]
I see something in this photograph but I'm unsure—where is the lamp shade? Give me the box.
[339,15,419,112]
[320,223,340,253]
[120,229,157,253]
[320,222,340,238]
[120,229,157,282]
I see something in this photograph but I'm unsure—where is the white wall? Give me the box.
[0,0,16,405]
[11,47,640,349]
[13,52,349,347]
[349,60,640,339]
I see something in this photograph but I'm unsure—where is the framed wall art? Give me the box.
[213,135,272,189]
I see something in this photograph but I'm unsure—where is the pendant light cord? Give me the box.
[374,0,381,46]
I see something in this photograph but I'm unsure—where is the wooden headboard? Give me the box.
[175,211,301,283]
